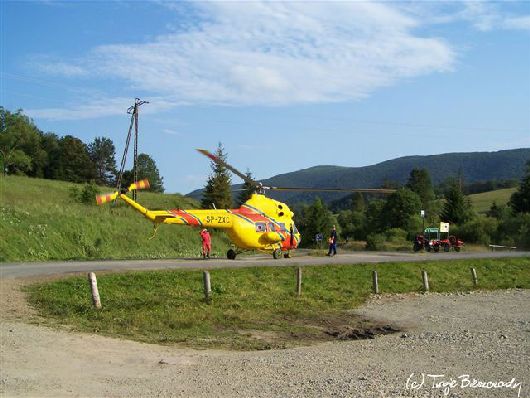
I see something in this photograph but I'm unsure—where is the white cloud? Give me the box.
[31,1,456,118]
[503,15,530,31]
[26,96,180,121]
[453,3,530,32]
[394,2,530,32]
[162,128,181,136]
[36,62,88,77]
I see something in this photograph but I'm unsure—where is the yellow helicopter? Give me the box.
[96,149,395,259]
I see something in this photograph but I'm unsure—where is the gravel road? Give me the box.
[1,278,528,397]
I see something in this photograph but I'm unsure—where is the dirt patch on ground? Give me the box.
[236,317,402,349]
[0,279,38,322]
[325,324,399,340]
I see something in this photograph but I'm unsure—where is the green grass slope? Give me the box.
[469,188,516,214]
[0,175,230,262]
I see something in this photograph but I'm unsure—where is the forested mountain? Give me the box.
[188,148,530,205]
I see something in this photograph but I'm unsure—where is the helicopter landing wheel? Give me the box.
[227,249,237,260]
[273,248,282,259]
[283,251,291,258]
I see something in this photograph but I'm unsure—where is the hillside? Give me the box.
[188,148,530,205]
[469,188,516,214]
[0,176,230,262]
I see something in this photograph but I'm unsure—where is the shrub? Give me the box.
[452,217,498,245]
[496,213,530,249]
[366,233,385,251]
[385,228,407,242]
[69,183,101,205]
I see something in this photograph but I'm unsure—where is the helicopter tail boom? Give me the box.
[119,194,234,228]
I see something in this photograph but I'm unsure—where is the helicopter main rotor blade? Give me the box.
[196,148,256,185]
[197,148,395,195]
[265,187,396,194]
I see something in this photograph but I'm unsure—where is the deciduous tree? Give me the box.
[381,188,422,231]
[56,135,96,183]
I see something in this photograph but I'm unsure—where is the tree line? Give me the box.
[201,142,530,250]
[297,164,530,250]
[0,107,164,192]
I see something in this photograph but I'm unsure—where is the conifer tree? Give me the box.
[300,198,336,246]
[201,143,232,209]
[510,160,530,213]
[237,169,257,206]
[88,137,118,186]
[406,168,435,211]
[136,153,164,193]
[351,192,365,212]
[441,179,473,224]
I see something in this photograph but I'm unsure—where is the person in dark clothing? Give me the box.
[327,225,337,256]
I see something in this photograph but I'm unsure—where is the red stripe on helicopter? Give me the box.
[181,210,203,226]
[169,210,202,226]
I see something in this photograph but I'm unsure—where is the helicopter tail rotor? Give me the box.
[127,179,150,192]
[96,192,119,205]
[96,179,151,205]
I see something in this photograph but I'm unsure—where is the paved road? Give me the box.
[1,250,528,279]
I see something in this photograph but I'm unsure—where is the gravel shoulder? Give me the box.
[1,278,528,397]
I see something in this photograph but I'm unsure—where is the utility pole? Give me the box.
[116,98,149,201]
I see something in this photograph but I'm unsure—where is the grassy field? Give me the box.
[0,175,231,262]
[26,257,530,350]
[469,188,516,214]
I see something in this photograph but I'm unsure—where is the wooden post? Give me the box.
[421,270,430,292]
[470,267,478,287]
[296,267,302,296]
[87,272,102,309]
[203,271,212,303]
[372,270,379,294]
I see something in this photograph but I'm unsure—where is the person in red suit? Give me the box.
[200,228,212,259]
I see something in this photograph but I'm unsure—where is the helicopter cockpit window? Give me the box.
[255,222,266,232]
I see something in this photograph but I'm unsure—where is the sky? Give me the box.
[2,0,530,194]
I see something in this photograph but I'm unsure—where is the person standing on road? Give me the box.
[200,228,212,259]
[327,225,337,256]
